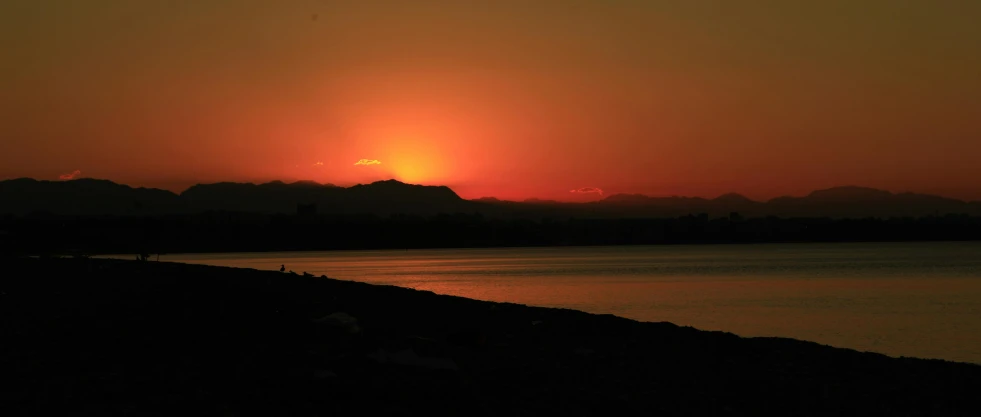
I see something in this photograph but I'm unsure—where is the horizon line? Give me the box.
[3,176,978,204]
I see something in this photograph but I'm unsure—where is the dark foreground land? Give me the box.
[3,258,981,416]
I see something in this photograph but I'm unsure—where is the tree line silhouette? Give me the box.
[3,211,980,256]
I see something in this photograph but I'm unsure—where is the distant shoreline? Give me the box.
[6,212,981,257]
[89,239,981,258]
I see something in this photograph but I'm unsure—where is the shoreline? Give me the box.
[4,257,981,416]
[92,238,981,258]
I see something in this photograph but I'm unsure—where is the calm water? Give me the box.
[159,242,981,364]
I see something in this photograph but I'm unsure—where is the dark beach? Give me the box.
[3,256,980,416]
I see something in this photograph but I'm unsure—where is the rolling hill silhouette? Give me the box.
[180,181,342,214]
[763,186,974,218]
[0,178,475,217]
[0,178,182,216]
[477,187,979,218]
[0,178,978,218]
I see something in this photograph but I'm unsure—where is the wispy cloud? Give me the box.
[354,159,381,166]
[313,161,324,166]
[59,170,81,180]
[570,187,603,196]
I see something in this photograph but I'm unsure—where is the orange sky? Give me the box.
[2,1,980,201]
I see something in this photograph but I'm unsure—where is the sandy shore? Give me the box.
[3,257,980,416]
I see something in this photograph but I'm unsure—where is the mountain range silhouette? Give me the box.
[1,178,979,218]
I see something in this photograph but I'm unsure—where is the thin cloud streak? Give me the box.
[59,170,81,180]
[354,159,381,166]
[570,187,603,196]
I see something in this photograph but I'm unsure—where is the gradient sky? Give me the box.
[2,0,980,201]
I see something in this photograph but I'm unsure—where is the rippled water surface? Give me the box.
[159,242,981,363]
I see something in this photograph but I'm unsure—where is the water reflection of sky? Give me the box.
[155,242,981,364]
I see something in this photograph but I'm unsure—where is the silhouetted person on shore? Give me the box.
[280,264,286,272]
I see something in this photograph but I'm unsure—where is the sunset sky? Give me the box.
[2,1,980,201]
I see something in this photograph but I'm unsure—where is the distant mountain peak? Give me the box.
[523,198,560,204]
[713,193,756,203]
[347,179,461,200]
[288,180,336,188]
[358,179,418,188]
[807,186,893,200]
[602,193,651,203]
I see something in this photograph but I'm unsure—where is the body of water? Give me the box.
[157,242,981,363]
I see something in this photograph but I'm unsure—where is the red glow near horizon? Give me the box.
[2,1,981,201]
